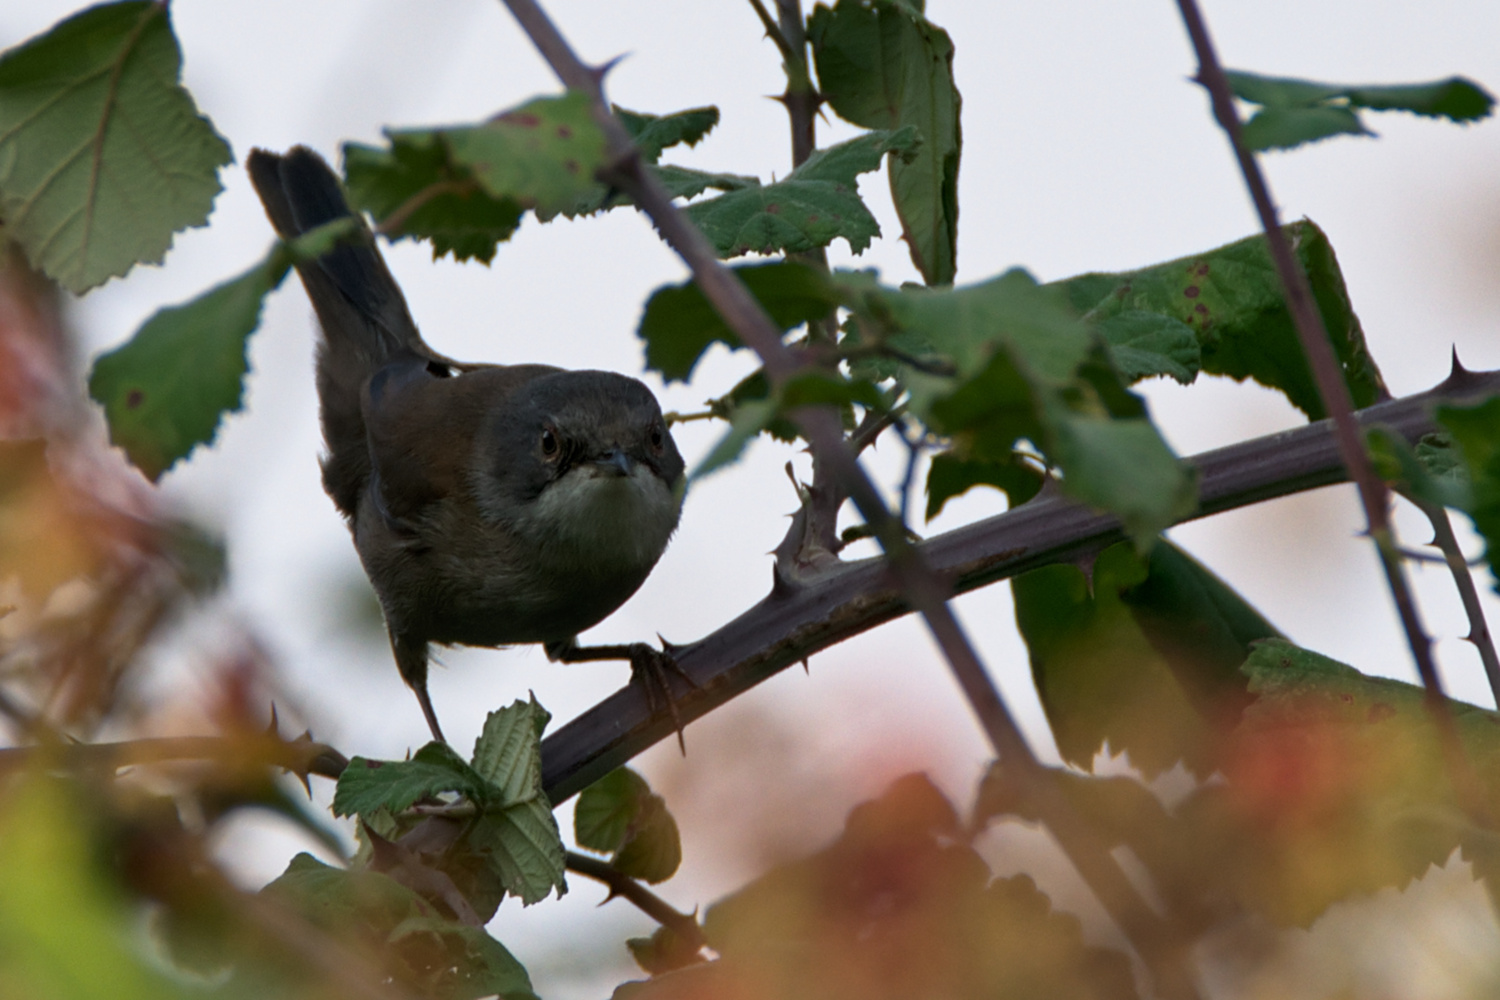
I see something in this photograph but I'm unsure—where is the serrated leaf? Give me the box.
[344,91,606,260]
[575,768,652,854]
[684,128,917,259]
[1013,541,1276,777]
[810,0,961,285]
[344,138,524,264]
[568,106,729,216]
[1095,310,1201,384]
[262,853,424,932]
[471,697,551,805]
[617,105,720,162]
[470,798,567,906]
[649,164,760,201]
[1240,106,1369,152]
[639,259,841,382]
[1225,70,1494,151]
[87,252,287,481]
[1436,397,1500,590]
[332,742,494,818]
[863,267,1194,540]
[0,2,233,293]
[1056,220,1384,420]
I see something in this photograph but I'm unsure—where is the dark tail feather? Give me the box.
[248,146,428,517]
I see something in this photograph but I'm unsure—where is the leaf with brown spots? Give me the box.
[1054,220,1385,419]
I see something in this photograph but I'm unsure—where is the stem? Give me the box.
[494,2,1201,993]
[566,851,708,956]
[1416,499,1500,703]
[0,734,349,780]
[1173,0,1474,798]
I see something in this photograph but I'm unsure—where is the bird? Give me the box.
[246,145,686,744]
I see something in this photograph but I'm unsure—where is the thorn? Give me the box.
[657,633,681,657]
[771,561,798,598]
[589,54,628,86]
[265,703,280,735]
[1451,345,1472,378]
[801,658,810,675]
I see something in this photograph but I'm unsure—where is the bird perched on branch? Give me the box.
[247,146,686,744]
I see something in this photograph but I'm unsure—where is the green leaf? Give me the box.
[684,127,918,259]
[1436,396,1500,590]
[810,0,961,285]
[611,793,683,885]
[1095,311,1201,384]
[87,251,287,481]
[344,91,607,260]
[639,260,841,382]
[0,1,233,293]
[1240,106,1369,152]
[1225,70,1494,151]
[924,451,1045,520]
[1366,427,1473,511]
[649,164,760,201]
[1013,541,1277,777]
[469,798,567,906]
[344,138,524,264]
[693,398,779,479]
[265,855,540,999]
[1056,220,1385,420]
[617,105,720,162]
[862,268,1195,540]
[471,696,551,805]
[567,105,729,216]
[389,917,539,1000]
[575,768,683,884]
[575,767,651,853]
[332,742,493,818]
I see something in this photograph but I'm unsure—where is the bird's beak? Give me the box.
[595,449,635,477]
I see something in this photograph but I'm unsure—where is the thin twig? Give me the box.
[494,2,1202,994]
[0,734,349,780]
[1415,499,1500,703]
[566,851,708,956]
[1173,0,1475,802]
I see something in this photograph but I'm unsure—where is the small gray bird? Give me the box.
[247,146,686,743]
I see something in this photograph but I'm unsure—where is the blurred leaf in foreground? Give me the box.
[616,774,1135,1000]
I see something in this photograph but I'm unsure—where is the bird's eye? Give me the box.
[540,428,559,457]
[649,424,664,452]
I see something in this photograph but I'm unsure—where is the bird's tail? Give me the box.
[247,146,431,517]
